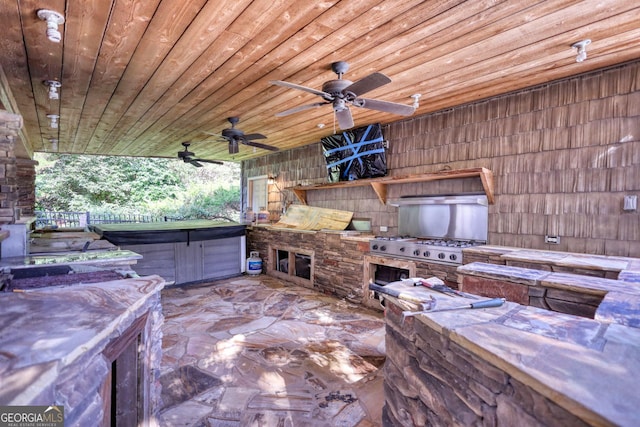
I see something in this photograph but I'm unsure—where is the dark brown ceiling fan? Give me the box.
[206,117,278,154]
[177,142,223,167]
[270,61,416,130]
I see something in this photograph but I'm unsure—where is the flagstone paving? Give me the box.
[157,275,386,426]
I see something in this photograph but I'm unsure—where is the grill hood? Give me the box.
[390,194,488,242]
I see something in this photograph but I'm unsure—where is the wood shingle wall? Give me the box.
[243,61,640,257]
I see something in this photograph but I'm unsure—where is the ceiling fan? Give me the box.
[270,61,416,130]
[177,142,223,167]
[206,117,278,154]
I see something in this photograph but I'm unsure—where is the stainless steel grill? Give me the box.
[369,237,482,265]
[369,193,489,265]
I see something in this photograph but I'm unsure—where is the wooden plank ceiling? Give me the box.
[1,0,639,162]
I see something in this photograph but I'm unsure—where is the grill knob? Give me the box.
[413,249,420,256]
[449,254,457,261]
[372,244,379,250]
[399,247,405,252]
[380,245,386,251]
[438,253,446,259]
[423,251,430,257]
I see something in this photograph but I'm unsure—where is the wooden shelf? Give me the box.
[287,167,495,205]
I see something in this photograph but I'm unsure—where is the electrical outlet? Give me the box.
[545,235,560,244]
[624,195,637,211]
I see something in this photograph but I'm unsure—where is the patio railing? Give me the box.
[34,211,174,229]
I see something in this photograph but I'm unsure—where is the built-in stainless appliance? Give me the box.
[369,194,488,265]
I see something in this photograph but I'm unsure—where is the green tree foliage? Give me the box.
[35,153,241,221]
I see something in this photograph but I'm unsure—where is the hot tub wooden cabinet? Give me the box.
[92,220,246,285]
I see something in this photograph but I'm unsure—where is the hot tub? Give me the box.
[91,220,247,285]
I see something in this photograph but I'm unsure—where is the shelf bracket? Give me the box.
[370,182,387,204]
[291,188,308,205]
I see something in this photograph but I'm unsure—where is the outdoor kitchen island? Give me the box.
[91,220,246,285]
[379,280,640,427]
[0,274,165,425]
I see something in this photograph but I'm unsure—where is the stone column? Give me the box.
[0,110,21,224]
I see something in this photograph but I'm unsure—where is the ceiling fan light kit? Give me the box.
[37,9,65,43]
[271,61,416,130]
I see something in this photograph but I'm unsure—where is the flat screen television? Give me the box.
[321,123,387,182]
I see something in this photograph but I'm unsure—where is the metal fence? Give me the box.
[34,211,174,229]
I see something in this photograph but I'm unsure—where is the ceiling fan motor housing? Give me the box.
[178,142,194,158]
[222,128,243,139]
[321,80,353,99]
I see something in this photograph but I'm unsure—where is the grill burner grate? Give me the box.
[414,239,480,248]
[369,237,484,265]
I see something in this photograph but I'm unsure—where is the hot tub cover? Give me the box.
[91,220,245,245]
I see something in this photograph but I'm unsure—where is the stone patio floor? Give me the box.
[157,274,386,426]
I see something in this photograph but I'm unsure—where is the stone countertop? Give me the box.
[0,275,165,405]
[383,281,640,427]
[457,261,640,293]
[464,245,640,274]
[0,249,142,270]
[249,224,317,234]
[457,261,640,328]
[248,225,374,242]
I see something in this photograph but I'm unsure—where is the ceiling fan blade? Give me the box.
[336,108,354,129]
[275,102,328,117]
[242,133,267,140]
[243,140,279,151]
[195,158,223,165]
[189,160,203,167]
[344,72,391,96]
[270,80,330,97]
[356,98,416,116]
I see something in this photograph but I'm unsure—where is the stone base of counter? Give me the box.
[247,226,372,300]
[247,227,460,308]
